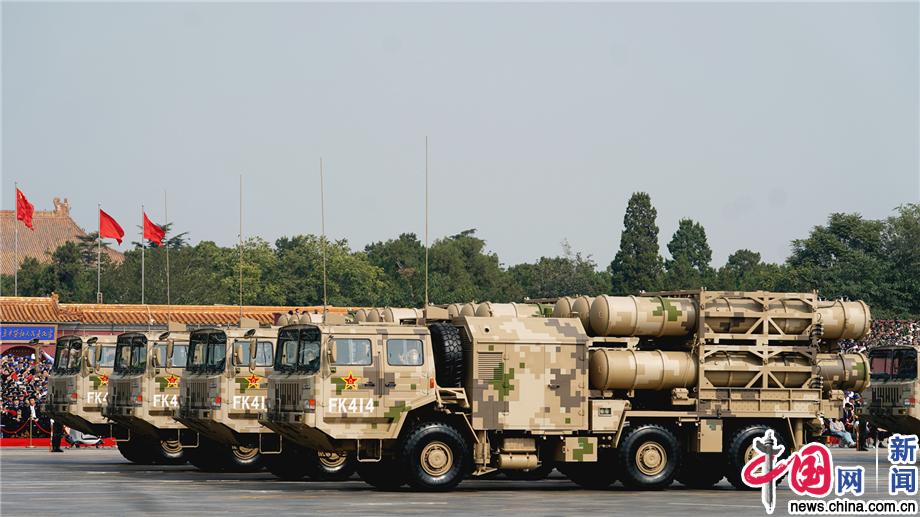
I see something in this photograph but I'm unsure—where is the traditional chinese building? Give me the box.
[0,197,124,276]
[0,295,346,357]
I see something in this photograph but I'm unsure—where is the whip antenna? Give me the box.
[321,158,328,317]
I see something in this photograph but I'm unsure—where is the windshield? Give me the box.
[274,327,321,374]
[153,343,188,368]
[187,332,227,373]
[869,348,918,381]
[52,339,81,373]
[114,335,148,374]
[232,340,274,367]
[96,346,116,368]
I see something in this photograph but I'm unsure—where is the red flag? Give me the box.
[99,209,124,244]
[143,212,165,246]
[16,188,34,230]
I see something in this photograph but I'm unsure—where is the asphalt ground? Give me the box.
[0,447,915,516]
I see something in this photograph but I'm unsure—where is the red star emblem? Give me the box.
[341,371,359,391]
[245,374,261,389]
[165,374,180,389]
[97,374,109,386]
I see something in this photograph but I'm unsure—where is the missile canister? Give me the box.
[474,302,541,318]
[299,313,323,324]
[816,352,871,392]
[589,296,697,337]
[383,307,423,322]
[353,309,368,322]
[447,304,463,318]
[589,349,870,392]
[366,308,383,322]
[589,294,871,340]
[570,296,594,332]
[552,297,576,319]
[460,303,477,317]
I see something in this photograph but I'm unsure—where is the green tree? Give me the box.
[609,193,663,293]
[2,257,52,296]
[785,212,892,314]
[664,218,714,289]
[509,241,610,299]
[881,204,920,317]
[717,249,784,291]
[365,233,426,307]
[48,242,97,302]
[429,229,522,304]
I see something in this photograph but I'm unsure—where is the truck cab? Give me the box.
[859,345,919,435]
[261,323,437,479]
[103,330,191,464]
[175,326,278,471]
[47,335,117,440]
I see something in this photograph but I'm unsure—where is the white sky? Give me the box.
[3,2,918,267]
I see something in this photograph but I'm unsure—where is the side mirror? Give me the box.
[327,340,337,364]
[94,344,103,366]
[166,341,174,367]
[248,338,257,371]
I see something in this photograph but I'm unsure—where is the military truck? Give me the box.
[174,324,351,476]
[858,344,919,435]
[262,290,870,491]
[47,335,120,449]
[103,329,193,464]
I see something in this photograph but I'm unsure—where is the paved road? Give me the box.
[0,447,914,516]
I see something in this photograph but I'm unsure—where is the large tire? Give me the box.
[428,323,464,388]
[186,437,228,472]
[117,439,155,465]
[400,421,470,491]
[616,424,681,490]
[227,445,263,472]
[725,425,788,490]
[357,458,407,490]
[677,453,724,489]
[152,438,187,465]
[265,446,312,480]
[305,450,356,481]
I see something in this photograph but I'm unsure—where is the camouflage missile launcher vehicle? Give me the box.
[103,329,193,464]
[175,323,347,476]
[262,290,871,491]
[858,344,919,435]
[47,335,121,449]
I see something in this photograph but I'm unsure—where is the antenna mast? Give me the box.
[321,158,328,316]
[424,136,430,310]
[239,174,243,320]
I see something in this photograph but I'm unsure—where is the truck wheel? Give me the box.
[428,323,464,388]
[226,445,263,472]
[676,453,724,488]
[265,446,311,480]
[305,450,356,481]
[616,424,681,490]
[400,422,469,491]
[153,439,186,465]
[186,437,228,472]
[357,459,407,490]
[117,439,155,464]
[725,425,787,490]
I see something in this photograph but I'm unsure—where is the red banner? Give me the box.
[16,188,34,230]
[143,212,165,246]
[99,209,124,244]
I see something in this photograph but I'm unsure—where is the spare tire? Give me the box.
[429,322,464,387]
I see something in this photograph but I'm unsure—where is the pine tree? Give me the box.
[665,218,714,289]
[609,192,663,293]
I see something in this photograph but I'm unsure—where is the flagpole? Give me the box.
[97,203,102,303]
[14,182,19,296]
[165,190,170,306]
[320,158,327,316]
[141,204,145,305]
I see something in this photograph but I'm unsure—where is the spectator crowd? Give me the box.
[1,352,53,438]
[840,319,920,353]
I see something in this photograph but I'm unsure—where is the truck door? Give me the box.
[324,334,382,421]
[380,334,430,426]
